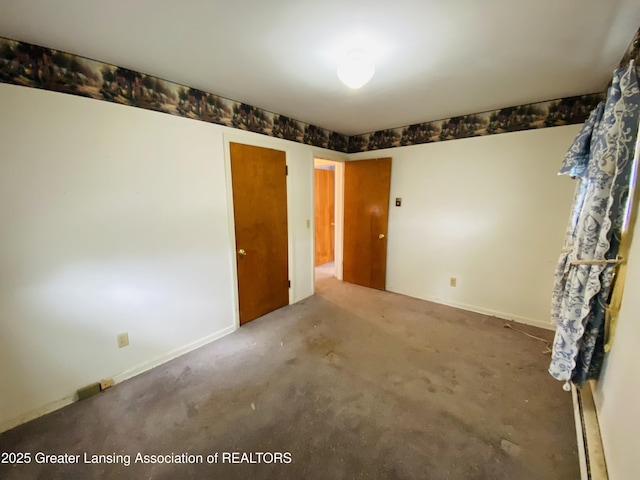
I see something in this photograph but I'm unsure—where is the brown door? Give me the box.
[230,142,289,325]
[314,168,335,266]
[343,158,392,290]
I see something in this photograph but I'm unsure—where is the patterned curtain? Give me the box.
[549,62,640,390]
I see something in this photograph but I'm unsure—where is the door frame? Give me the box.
[223,132,349,327]
[223,132,295,328]
[314,157,393,288]
[313,158,345,281]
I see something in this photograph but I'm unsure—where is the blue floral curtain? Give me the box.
[549,62,640,390]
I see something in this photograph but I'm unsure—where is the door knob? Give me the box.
[238,248,247,256]
[378,234,385,239]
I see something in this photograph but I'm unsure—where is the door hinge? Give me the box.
[288,280,291,288]
[285,165,288,176]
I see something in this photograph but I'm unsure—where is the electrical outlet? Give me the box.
[450,277,457,287]
[306,219,310,228]
[100,378,115,390]
[117,332,129,348]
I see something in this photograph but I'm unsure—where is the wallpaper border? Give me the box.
[346,93,606,153]
[0,37,350,153]
[3,33,637,154]
[349,25,638,153]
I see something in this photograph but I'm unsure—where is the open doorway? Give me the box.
[314,158,343,284]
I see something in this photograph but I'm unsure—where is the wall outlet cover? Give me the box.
[117,332,129,348]
[100,378,115,390]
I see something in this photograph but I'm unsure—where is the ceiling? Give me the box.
[1,1,640,136]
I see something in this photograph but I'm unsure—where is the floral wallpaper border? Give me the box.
[347,93,606,153]
[348,25,639,153]
[0,37,350,153]
[2,30,638,155]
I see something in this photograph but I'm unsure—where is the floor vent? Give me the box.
[572,381,608,480]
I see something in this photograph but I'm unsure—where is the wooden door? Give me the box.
[314,168,335,266]
[343,158,392,290]
[230,142,289,325]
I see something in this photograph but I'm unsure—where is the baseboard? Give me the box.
[0,324,237,434]
[572,381,608,480]
[0,394,77,434]
[112,325,237,384]
[389,290,554,330]
[443,299,554,330]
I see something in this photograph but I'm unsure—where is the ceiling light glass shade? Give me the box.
[337,49,375,89]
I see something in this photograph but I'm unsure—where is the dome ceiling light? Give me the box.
[337,49,375,89]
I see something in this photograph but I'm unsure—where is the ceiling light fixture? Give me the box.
[337,49,375,89]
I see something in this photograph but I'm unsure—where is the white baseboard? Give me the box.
[112,325,236,384]
[389,290,554,330]
[442,299,554,330]
[0,325,237,434]
[0,395,77,434]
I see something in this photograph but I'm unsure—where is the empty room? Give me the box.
[1,1,640,479]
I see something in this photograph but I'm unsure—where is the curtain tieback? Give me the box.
[570,258,621,266]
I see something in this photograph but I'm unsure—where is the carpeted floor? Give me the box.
[0,270,578,479]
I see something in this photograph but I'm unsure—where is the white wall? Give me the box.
[592,208,640,480]
[0,83,345,432]
[349,125,581,328]
[0,79,585,433]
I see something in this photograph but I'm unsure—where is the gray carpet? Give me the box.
[0,273,578,479]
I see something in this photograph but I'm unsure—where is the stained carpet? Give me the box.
[0,272,578,479]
